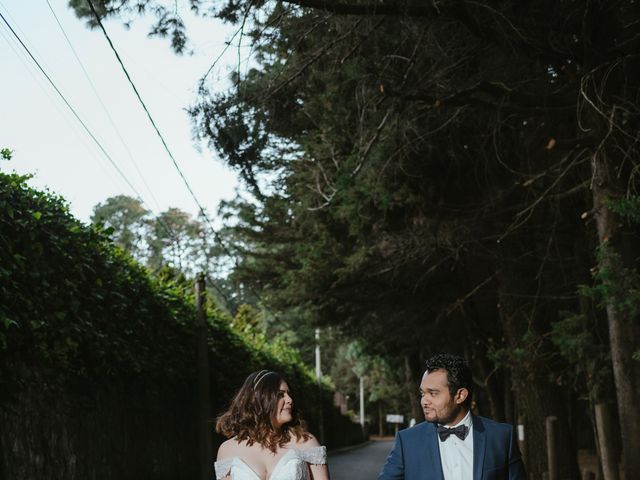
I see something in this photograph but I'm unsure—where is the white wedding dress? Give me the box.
[214,446,327,480]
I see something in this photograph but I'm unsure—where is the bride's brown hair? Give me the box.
[216,370,311,452]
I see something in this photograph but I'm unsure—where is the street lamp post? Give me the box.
[315,328,325,444]
[359,376,365,429]
[315,328,321,381]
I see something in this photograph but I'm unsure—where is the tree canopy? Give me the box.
[71,1,640,476]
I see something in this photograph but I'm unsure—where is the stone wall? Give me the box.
[1,377,365,479]
[1,382,198,480]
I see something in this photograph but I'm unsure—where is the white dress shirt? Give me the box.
[438,410,474,479]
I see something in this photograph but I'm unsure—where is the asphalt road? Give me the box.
[328,439,394,480]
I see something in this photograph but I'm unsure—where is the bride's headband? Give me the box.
[253,370,276,390]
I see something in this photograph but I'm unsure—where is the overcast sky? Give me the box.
[1,0,242,224]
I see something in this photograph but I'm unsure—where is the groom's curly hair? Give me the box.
[424,354,474,408]
[216,370,310,452]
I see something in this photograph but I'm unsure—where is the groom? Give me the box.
[378,354,526,480]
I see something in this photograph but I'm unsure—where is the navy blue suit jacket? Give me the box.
[378,414,526,480]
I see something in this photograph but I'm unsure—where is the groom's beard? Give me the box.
[424,402,465,425]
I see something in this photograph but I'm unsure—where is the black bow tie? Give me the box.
[437,424,468,441]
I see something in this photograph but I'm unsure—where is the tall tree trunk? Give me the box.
[462,319,504,422]
[403,354,421,423]
[497,267,579,479]
[575,247,620,480]
[471,351,503,422]
[591,163,640,480]
[594,402,620,480]
[452,266,507,422]
[503,372,514,426]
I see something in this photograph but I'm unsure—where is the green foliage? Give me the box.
[68,4,640,458]
[0,172,198,399]
[90,196,231,289]
[488,327,545,383]
[602,198,640,362]
[328,339,407,418]
[582,242,640,318]
[607,196,640,224]
[1,148,12,161]
[0,173,350,431]
[91,195,150,258]
[550,312,612,400]
[228,304,316,381]
[231,303,264,333]
[69,0,190,54]
[146,207,204,274]
[579,241,640,366]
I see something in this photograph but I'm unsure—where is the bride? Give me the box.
[214,370,330,480]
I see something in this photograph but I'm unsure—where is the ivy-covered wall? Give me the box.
[0,173,363,480]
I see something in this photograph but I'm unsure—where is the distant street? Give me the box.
[329,439,394,480]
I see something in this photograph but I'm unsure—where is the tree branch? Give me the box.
[388,80,576,113]
[280,0,572,62]
[281,0,440,17]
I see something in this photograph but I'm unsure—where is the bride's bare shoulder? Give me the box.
[292,433,322,448]
[217,438,249,460]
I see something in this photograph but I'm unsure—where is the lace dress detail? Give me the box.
[215,458,235,479]
[297,446,326,465]
[214,446,327,480]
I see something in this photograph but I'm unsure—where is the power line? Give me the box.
[0,21,123,186]
[44,0,164,214]
[0,8,179,243]
[84,0,274,314]
[84,0,236,261]
[0,9,148,201]
[2,2,233,291]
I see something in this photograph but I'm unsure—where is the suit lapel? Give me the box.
[420,423,445,480]
[472,414,486,480]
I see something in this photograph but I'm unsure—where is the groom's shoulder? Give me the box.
[474,414,513,427]
[473,414,516,436]
[398,420,434,439]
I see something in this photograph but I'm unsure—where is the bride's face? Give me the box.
[274,381,293,427]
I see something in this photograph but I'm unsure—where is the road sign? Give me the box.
[386,414,404,424]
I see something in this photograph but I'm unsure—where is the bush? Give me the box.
[0,172,362,479]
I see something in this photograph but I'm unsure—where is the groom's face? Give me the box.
[420,369,464,426]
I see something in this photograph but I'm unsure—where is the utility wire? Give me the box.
[1,3,224,290]
[0,23,121,185]
[84,0,237,263]
[0,1,128,189]
[0,9,145,202]
[45,0,164,214]
[0,7,178,244]
[85,0,274,314]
